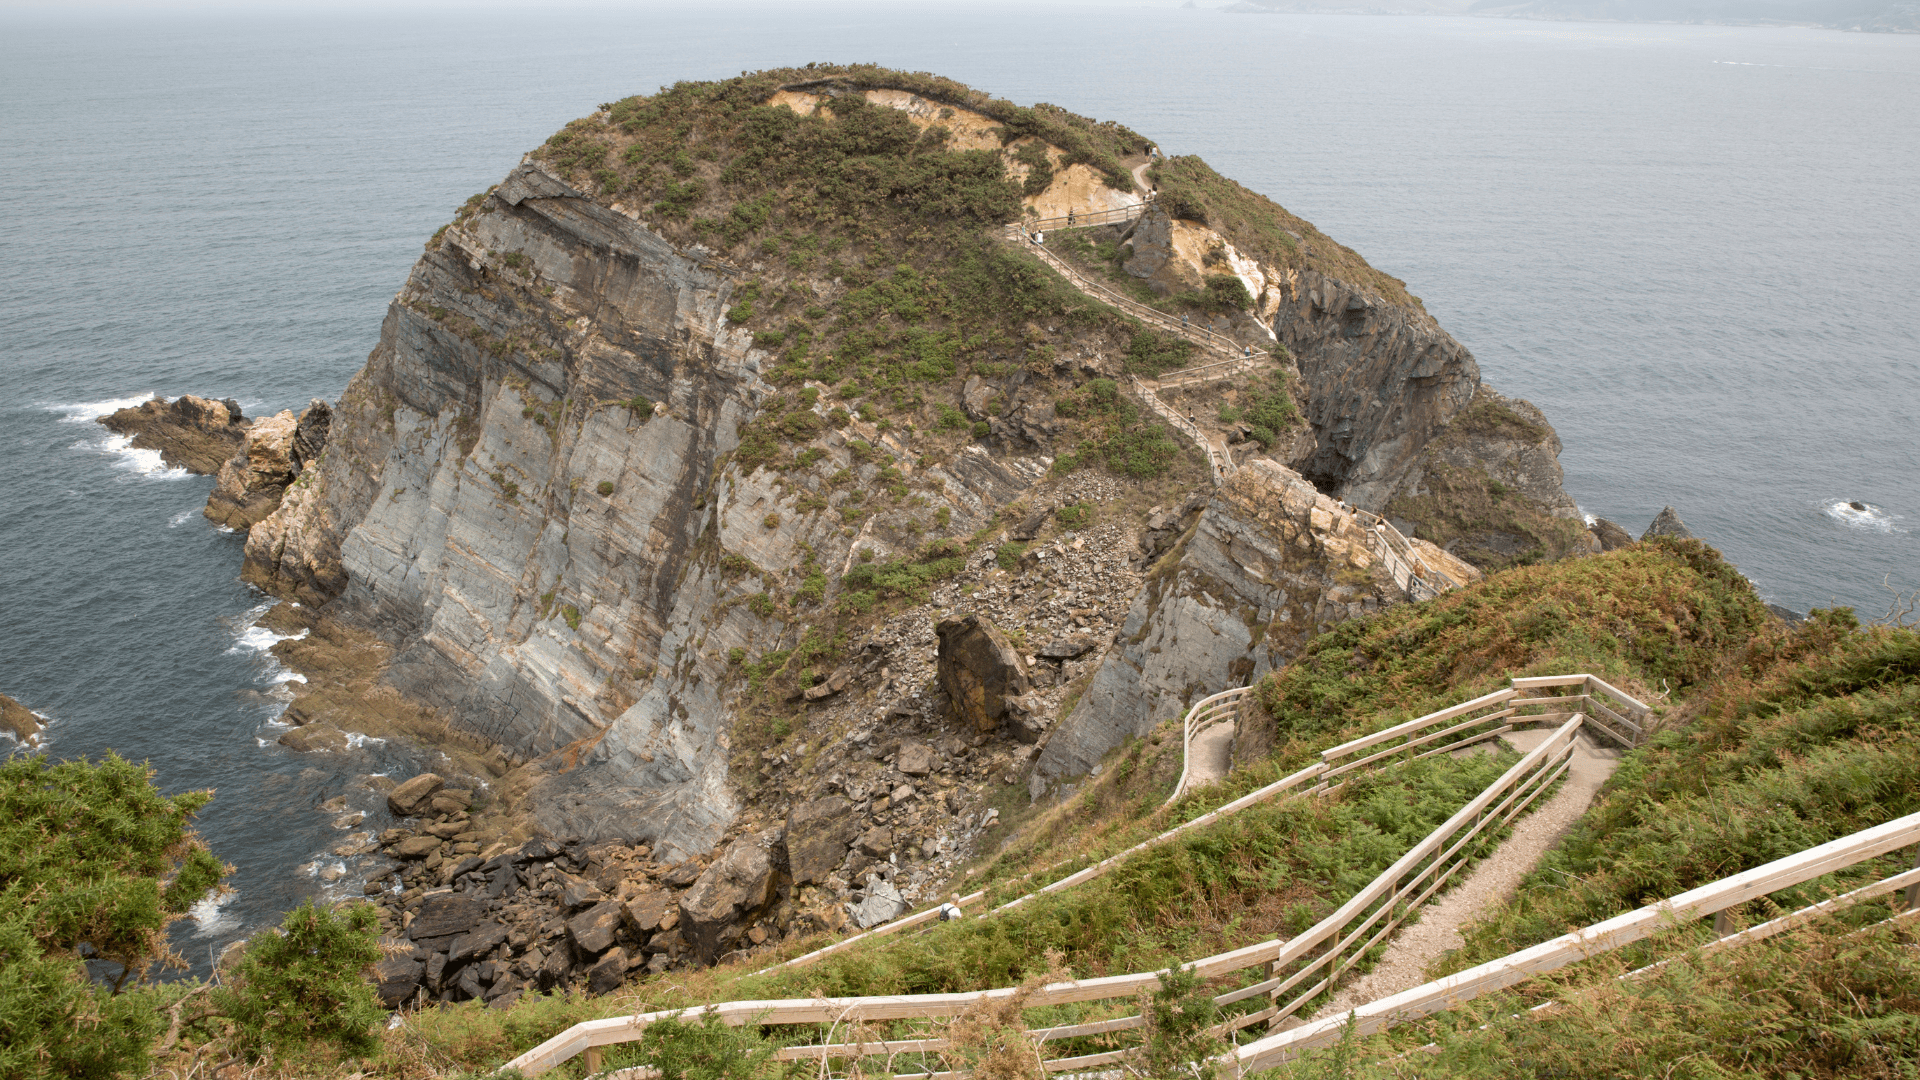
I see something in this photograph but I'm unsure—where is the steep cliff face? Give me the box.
[1274,268,1481,508]
[1033,460,1478,787]
[245,162,775,856]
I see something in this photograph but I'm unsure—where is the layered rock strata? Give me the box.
[1033,459,1477,788]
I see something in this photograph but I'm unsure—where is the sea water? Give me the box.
[2,3,1914,965]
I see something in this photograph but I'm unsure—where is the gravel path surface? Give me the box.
[1186,722,1236,788]
[1304,729,1621,1020]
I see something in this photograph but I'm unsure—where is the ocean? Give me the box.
[2,2,1914,965]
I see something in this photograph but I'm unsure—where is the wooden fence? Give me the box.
[1228,807,1920,1070]
[1163,686,1258,806]
[1349,508,1451,602]
[763,676,1636,976]
[506,677,1655,1076]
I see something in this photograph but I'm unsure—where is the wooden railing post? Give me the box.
[1905,845,1920,912]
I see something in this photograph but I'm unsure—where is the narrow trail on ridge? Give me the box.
[1300,729,1623,1023]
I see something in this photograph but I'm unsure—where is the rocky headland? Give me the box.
[116,66,1646,1005]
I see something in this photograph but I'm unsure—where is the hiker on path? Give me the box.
[1067,209,1075,226]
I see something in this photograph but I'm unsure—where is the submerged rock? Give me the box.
[0,694,42,744]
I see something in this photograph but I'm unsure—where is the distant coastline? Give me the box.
[1221,0,1920,33]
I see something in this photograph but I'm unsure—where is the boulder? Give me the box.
[1642,506,1693,541]
[935,615,1033,735]
[621,890,676,933]
[785,797,858,886]
[408,892,487,942]
[1036,636,1096,662]
[1003,693,1048,745]
[0,695,42,745]
[560,879,605,911]
[393,835,442,860]
[568,901,625,955]
[447,921,510,965]
[856,826,894,859]
[851,879,907,929]
[678,836,775,962]
[276,724,348,754]
[1589,518,1635,551]
[587,947,632,994]
[896,740,934,777]
[430,789,474,815]
[387,773,445,816]
[372,955,423,1007]
[1009,507,1050,541]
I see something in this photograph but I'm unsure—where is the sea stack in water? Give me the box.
[1642,505,1693,541]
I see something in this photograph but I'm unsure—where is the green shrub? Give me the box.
[971,420,990,438]
[211,901,384,1063]
[995,541,1027,570]
[0,752,226,1078]
[1125,329,1193,377]
[1238,371,1298,449]
[604,1008,785,1080]
[843,540,968,604]
[596,480,615,496]
[725,299,754,324]
[1054,502,1092,529]
[562,604,582,630]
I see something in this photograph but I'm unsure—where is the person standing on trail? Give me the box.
[1068,208,1075,226]
[1182,314,1189,329]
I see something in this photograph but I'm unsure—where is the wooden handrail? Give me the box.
[1164,686,1256,806]
[1229,807,1920,1070]
[506,679,1640,1076]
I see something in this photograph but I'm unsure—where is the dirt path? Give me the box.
[1304,729,1621,1019]
[1186,722,1236,788]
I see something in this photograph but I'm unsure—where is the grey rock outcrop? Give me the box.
[1034,460,1450,787]
[1590,518,1636,551]
[1271,269,1479,508]
[1643,506,1693,541]
[235,159,1034,858]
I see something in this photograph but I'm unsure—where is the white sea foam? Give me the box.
[189,890,237,937]
[345,732,387,749]
[169,508,197,527]
[47,396,197,480]
[46,393,156,424]
[1824,500,1903,534]
[227,623,308,656]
